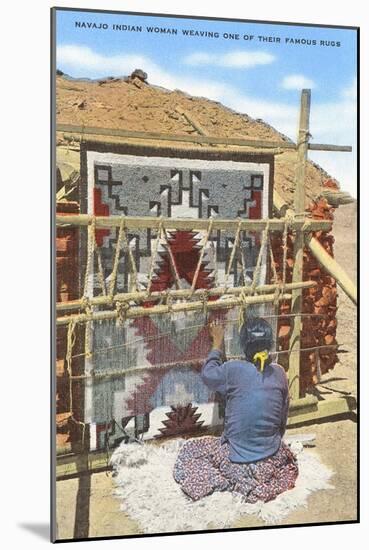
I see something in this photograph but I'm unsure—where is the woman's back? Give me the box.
[174,320,298,502]
[201,351,289,463]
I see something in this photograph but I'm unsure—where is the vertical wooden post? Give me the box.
[289,89,311,399]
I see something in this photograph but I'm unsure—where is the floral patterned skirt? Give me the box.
[173,436,298,502]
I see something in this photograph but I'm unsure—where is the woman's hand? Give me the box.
[208,321,225,351]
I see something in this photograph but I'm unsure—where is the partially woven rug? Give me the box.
[110,438,333,534]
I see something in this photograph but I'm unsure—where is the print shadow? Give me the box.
[18,523,49,541]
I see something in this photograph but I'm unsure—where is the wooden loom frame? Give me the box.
[55,89,357,478]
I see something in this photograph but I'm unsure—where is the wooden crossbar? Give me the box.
[56,123,352,152]
[56,292,292,326]
[56,281,316,312]
[56,214,332,232]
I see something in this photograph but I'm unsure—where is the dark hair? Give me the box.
[239,317,273,362]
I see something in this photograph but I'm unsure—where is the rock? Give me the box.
[132,77,143,89]
[130,69,148,82]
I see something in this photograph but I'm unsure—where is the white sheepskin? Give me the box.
[109,438,333,534]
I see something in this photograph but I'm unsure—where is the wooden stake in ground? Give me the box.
[289,89,311,400]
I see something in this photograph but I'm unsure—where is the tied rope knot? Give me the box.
[199,289,210,318]
[116,301,130,325]
[81,296,91,314]
[238,289,249,330]
[285,210,295,225]
[66,319,77,376]
[165,290,173,313]
[273,284,282,308]
[298,128,312,147]
[301,218,312,233]
[107,294,115,308]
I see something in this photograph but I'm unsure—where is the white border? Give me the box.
[2,1,365,548]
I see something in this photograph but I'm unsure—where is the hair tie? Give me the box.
[253,350,269,372]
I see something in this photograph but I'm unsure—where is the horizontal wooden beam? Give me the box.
[287,396,357,427]
[56,292,292,326]
[56,124,351,153]
[306,234,357,305]
[56,214,332,232]
[55,396,356,478]
[288,395,318,416]
[56,450,113,480]
[57,123,296,149]
[56,280,317,312]
[308,143,352,152]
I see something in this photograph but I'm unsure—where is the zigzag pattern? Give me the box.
[149,230,215,293]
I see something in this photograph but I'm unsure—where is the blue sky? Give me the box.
[55,9,358,197]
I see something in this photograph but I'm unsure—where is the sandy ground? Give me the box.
[56,416,357,540]
[56,202,357,540]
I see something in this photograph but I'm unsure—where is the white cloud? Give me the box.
[341,77,357,100]
[57,44,356,197]
[57,45,157,78]
[282,74,316,90]
[309,82,357,198]
[184,50,275,68]
[57,45,296,135]
[57,44,230,99]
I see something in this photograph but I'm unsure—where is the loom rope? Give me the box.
[161,225,182,290]
[121,224,139,293]
[95,246,107,296]
[83,217,95,298]
[282,214,293,294]
[66,319,86,448]
[115,300,130,326]
[251,220,270,295]
[190,218,214,295]
[267,231,282,309]
[108,217,125,298]
[238,221,270,330]
[145,217,164,298]
[82,218,97,359]
[209,232,219,287]
[224,218,242,290]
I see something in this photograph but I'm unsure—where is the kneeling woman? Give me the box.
[173,318,298,502]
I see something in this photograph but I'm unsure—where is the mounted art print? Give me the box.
[51,7,358,542]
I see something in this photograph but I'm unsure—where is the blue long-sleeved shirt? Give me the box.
[201,349,289,463]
